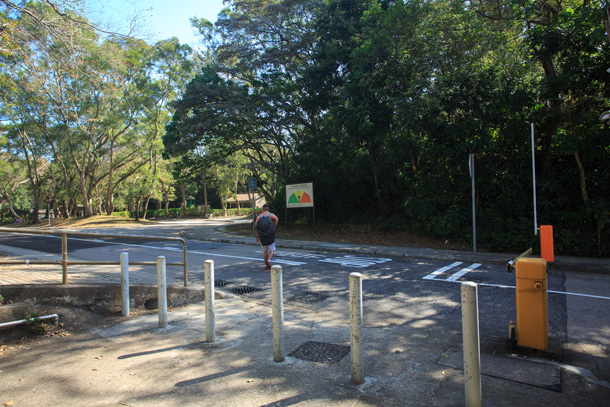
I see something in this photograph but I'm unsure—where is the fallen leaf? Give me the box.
[92,368,99,371]
[4,401,15,406]
[19,377,26,382]
[247,379,254,383]
[442,371,446,376]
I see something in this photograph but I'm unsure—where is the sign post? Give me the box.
[469,155,476,253]
[531,123,538,236]
[248,178,257,232]
[45,195,51,228]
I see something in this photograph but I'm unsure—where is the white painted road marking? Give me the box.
[423,262,481,281]
[319,255,392,269]
[422,261,463,280]
[445,263,482,281]
[49,236,391,268]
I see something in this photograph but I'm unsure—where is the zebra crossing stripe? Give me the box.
[422,261,463,280]
[445,263,482,281]
[423,262,481,281]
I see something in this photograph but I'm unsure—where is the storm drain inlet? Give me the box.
[214,280,232,287]
[231,286,259,295]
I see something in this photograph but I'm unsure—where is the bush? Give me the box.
[122,207,256,219]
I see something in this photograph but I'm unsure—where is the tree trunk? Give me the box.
[202,170,208,216]
[212,165,228,216]
[574,149,589,203]
[180,184,187,216]
[235,177,241,216]
[221,196,227,217]
[164,190,170,217]
[19,130,40,223]
[107,138,115,215]
[61,199,69,219]
[142,196,151,219]
[134,197,141,221]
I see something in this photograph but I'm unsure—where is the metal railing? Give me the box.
[0,227,188,286]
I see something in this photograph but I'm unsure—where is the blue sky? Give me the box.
[87,0,226,47]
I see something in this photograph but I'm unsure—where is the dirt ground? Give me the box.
[225,219,471,251]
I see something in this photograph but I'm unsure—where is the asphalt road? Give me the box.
[2,221,610,406]
[0,230,570,357]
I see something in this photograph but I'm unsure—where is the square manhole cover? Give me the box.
[288,291,330,304]
[288,341,350,364]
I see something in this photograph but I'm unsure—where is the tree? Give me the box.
[165,0,320,202]
[0,151,28,218]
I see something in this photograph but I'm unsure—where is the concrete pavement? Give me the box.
[1,218,609,406]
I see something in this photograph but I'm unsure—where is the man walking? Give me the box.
[255,204,279,270]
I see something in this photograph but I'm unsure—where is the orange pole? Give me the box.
[540,225,554,262]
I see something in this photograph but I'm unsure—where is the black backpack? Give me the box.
[256,214,276,245]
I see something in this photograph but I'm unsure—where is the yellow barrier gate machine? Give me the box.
[507,248,548,351]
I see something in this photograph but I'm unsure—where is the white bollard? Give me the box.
[271,265,284,362]
[204,260,215,342]
[120,252,130,316]
[350,272,364,385]
[157,256,168,329]
[461,281,482,407]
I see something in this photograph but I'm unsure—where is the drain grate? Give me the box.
[231,285,259,295]
[288,341,350,364]
[214,280,232,287]
[289,291,330,304]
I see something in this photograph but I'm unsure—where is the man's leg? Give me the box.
[266,243,275,268]
[263,248,271,269]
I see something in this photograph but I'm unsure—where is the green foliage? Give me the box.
[24,312,48,335]
[114,207,256,219]
[2,0,609,256]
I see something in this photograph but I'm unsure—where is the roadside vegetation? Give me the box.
[1,1,609,257]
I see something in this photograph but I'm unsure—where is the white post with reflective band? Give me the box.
[204,260,215,342]
[157,256,168,329]
[120,252,129,316]
[271,265,284,362]
[350,272,364,385]
[461,281,482,407]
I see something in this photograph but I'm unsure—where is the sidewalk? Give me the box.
[1,219,609,406]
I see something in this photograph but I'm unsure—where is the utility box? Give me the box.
[515,257,548,350]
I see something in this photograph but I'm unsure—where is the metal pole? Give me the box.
[120,252,129,316]
[157,256,168,329]
[61,233,68,285]
[182,240,188,287]
[461,282,482,407]
[531,123,538,236]
[350,272,364,385]
[271,265,284,362]
[251,188,256,233]
[470,154,476,253]
[204,260,215,342]
[48,204,50,228]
